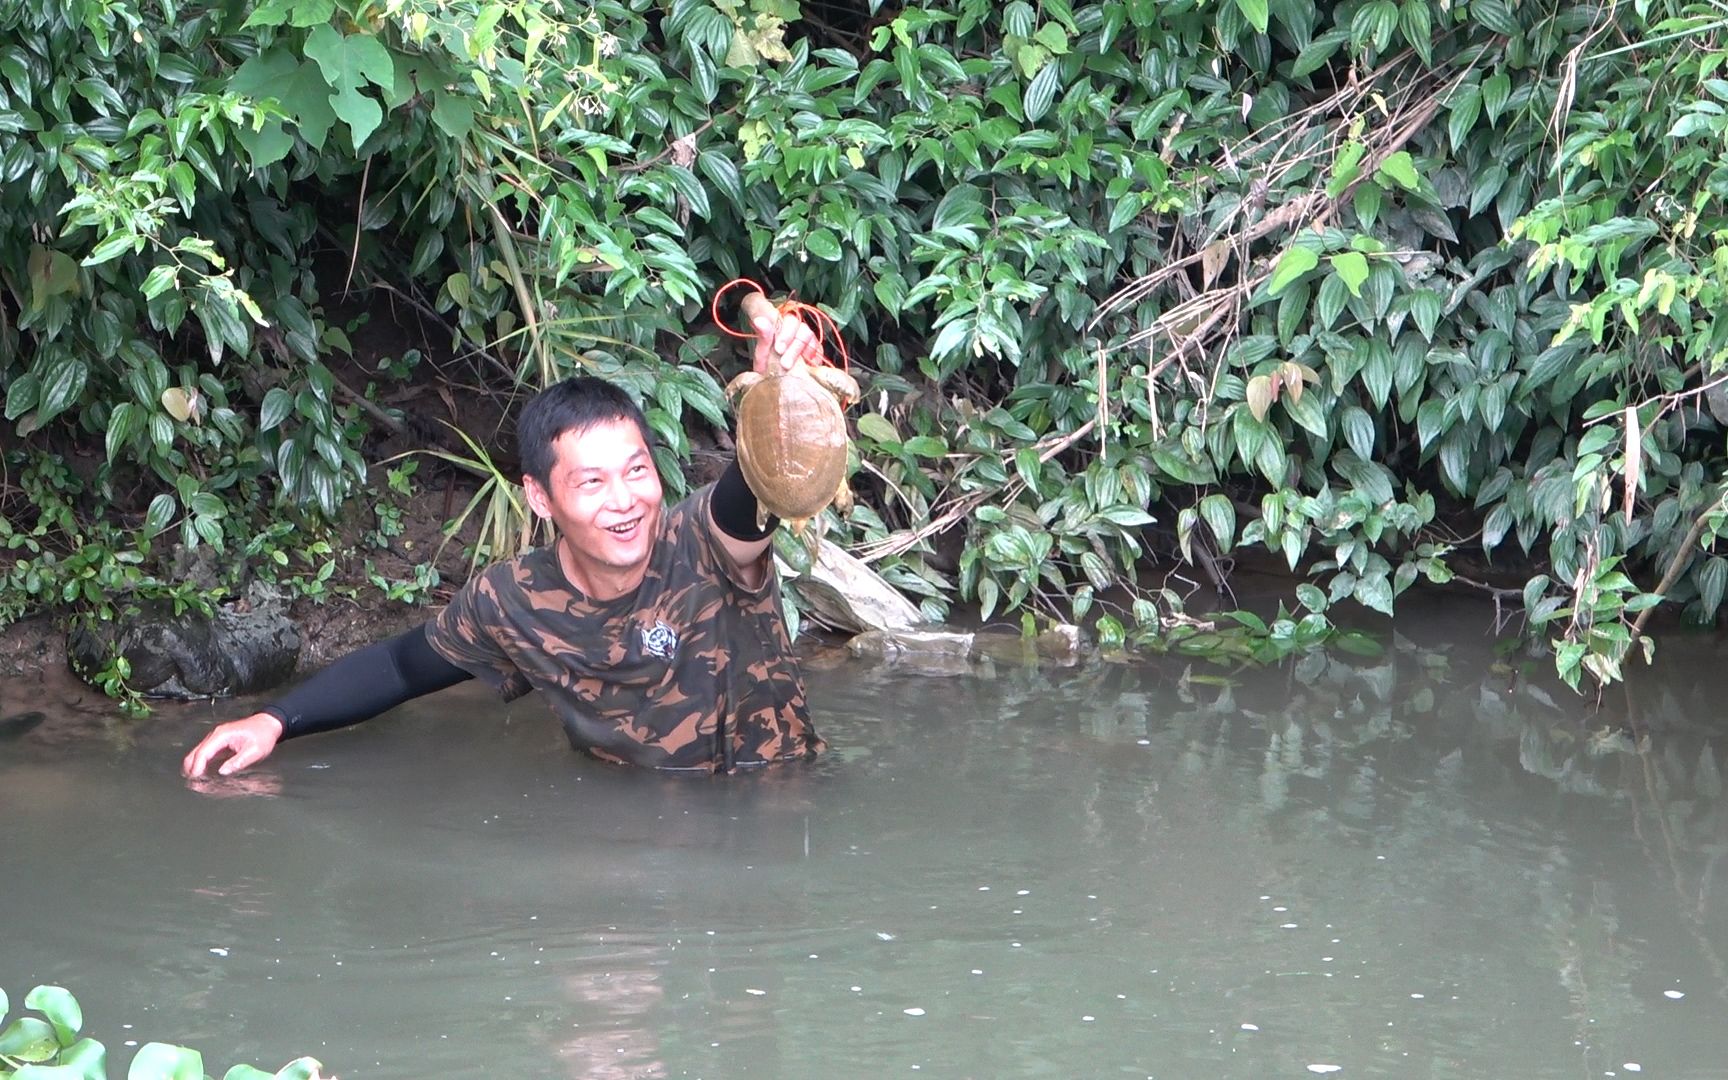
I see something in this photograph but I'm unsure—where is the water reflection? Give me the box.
[3,633,1728,1078]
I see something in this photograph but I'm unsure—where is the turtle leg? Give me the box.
[724,371,763,410]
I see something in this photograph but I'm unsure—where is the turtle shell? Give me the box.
[734,367,850,521]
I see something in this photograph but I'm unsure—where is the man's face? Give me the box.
[525,417,664,586]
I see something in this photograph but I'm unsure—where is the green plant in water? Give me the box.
[0,984,323,1080]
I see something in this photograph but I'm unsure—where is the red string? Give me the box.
[711,277,850,372]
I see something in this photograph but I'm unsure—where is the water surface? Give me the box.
[5,625,1728,1078]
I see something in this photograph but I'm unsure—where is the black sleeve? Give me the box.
[260,623,473,740]
[711,456,779,541]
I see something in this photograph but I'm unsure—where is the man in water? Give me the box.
[182,303,827,777]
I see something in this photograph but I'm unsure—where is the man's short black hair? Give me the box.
[517,376,654,487]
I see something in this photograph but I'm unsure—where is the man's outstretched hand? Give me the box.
[182,713,285,778]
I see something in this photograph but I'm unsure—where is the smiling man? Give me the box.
[182,303,828,778]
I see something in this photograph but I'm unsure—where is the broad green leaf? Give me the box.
[1399,0,1432,64]
[38,357,88,424]
[1472,0,1519,37]
[1409,288,1443,341]
[697,150,744,208]
[0,1017,57,1062]
[7,371,40,419]
[1354,572,1395,615]
[1699,557,1728,617]
[1233,0,1270,34]
[431,91,474,138]
[221,1067,276,1080]
[1200,494,1236,551]
[1481,73,1512,123]
[1448,86,1481,150]
[1342,406,1375,461]
[126,1042,203,1080]
[1376,150,1421,191]
[304,26,395,150]
[241,0,297,28]
[1330,251,1370,297]
[855,412,900,444]
[1023,61,1059,123]
[1353,183,1382,229]
[289,0,335,27]
[276,61,339,149]
[15,1065,98,1079]
[804,228,843,261]
[1315,273,1350,329]
[1032,23,1070,54]
[144,494,177,535]
[1266,245,1319,296]
[83,231,137,267]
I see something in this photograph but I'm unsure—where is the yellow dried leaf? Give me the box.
[1201,240,1231,289]
[161,386,200,423]
[1246,374,1274,423]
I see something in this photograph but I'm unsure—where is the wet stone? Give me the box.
[66,584,300,700]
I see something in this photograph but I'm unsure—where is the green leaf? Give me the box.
[1472,0,1519,37]
[6,371,40,421]
[1409,288,1443,341]
[241,0,296,28]
[221,1068,276,1080]
[1315,273,1350,329]
[1353,183,1382,229]
[0,1018,58,1062]
[1267,245,1320,296]
[431,91,474,138]
[38,357,88,424]
[1199,493,1237,550]
[84,231,137,267]
[1698,557,1728,617]
[1234,0,1270,33]
[289,0,335,27]
[270,1056,326,1080]
[1032,23,1071,54]
[1023,61,1060,123]
[1481,73,1512,123]
[260,387,294,432]
[1400,0,1432,64]
[126,1043,203,1080]
[303,25,395,150]
[1448,86,1482,150]
[804,228,843,261]
[697,150,745,208]
[1376,150,1421,191]
[1342,406,1376,460]
[144,494,178,535]
[1330,251,1370,297]
[855,412,900,444]
[1354,572,1395,615]
[663,165,711,220]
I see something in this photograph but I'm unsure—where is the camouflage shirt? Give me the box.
[425,484,825,773]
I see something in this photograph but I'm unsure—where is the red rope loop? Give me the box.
[711,277,850,371]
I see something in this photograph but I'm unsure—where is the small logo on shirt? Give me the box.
[640,619,679,660]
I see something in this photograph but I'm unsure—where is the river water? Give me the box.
[5,624,1728,1079]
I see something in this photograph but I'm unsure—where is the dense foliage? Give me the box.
[0,983,322,1079]
[4,0,1728,694]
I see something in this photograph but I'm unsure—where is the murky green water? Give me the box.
[6,626,1728,1079]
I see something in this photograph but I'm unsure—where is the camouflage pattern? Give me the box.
[426,483,825,773]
